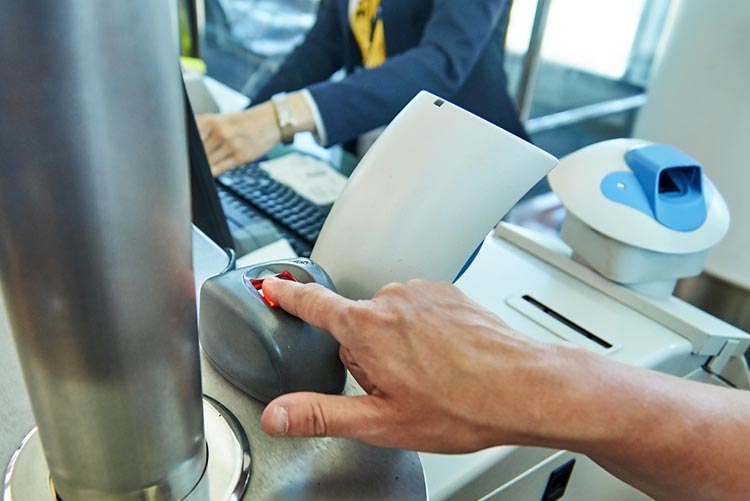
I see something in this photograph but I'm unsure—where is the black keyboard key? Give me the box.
[215,161,334,252]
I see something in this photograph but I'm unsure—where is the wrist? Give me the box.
[511,342,620,449]
[255,102,282,145]
[522,343,679,456]
[287,91,316,133]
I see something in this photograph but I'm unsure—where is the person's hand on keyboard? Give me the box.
[197,104,281,177]
[197,92,317,177]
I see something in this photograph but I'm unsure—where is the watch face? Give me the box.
[280,124,296,144]
[271,94,296,144]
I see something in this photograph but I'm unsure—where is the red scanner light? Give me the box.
[250,271,297,307]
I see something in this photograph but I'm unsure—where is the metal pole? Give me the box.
[179,0,206,58]
[516,0,552,122]
[0,2,206,500]
[194,0,207,59]
[524,93,647,135]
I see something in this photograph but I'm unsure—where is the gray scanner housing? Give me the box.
[199,258,346,403]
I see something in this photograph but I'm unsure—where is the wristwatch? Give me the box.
[271,92,297,145]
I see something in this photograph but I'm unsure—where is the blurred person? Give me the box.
[198,0,526,176]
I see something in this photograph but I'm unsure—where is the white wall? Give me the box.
[634,0,750,288]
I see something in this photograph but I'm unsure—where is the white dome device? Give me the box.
[548,138,730,299]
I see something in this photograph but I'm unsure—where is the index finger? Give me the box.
[262,277,357,344]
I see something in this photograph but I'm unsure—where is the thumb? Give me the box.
[261,392,384,440]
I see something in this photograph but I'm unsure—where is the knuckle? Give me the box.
[337,301,361,329]
[307,282,328,295]
[215,124,230,140]
[405,278,430,288]
[303,400,329,437]
[375,281,406,298]
[298,283,329,317]
[339,346,352,364]
[346,302,373,322]
[384,281,406,292]
[347,302,393,328]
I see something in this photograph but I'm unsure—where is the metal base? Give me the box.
[3,396,251,500]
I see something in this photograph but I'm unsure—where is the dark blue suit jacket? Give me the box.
[253,0,527,145]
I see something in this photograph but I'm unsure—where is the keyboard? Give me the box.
[216,163,332,257]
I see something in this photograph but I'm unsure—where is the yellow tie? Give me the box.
[350,0,386,68]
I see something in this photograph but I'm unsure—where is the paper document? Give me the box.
[237,239,298,268]
[259,153,348,206]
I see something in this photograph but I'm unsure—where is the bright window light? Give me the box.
[507,0,646,79]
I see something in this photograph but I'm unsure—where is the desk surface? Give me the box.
[0,229,425,500]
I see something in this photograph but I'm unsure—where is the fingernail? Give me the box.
[269,406,289,436]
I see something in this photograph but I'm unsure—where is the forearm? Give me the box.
[527,343,750,500]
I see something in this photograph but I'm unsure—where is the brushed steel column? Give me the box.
[0,2,206,499]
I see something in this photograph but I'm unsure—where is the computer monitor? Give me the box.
[184,85,234,251]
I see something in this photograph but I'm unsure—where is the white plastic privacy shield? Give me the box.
[312,91,558,299]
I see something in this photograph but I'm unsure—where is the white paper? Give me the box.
[237,239,298,268]
[259,153,348,206]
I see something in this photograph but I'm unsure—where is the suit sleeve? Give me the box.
[308,0,510,146]
[253,0,344,103]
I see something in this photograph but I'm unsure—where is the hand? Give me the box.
[196,103,280,177]
[196,91,317,177]
[259,277,562,453]
[258,278,750,499]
